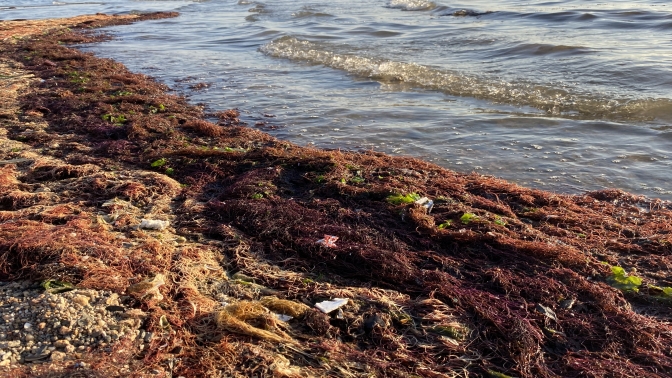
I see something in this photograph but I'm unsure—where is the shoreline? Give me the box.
[1,13,671,377]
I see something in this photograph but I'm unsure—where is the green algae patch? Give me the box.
[386,192,421,205]
[603,263,642,292]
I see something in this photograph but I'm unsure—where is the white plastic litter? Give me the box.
[274,313,293,322]
[415,197,434,213]
[139,219,169,230]
[315,298,349,314]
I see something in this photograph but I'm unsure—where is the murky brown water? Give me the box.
[3,0,672,199]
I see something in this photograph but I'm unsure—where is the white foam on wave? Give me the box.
[260,36,672,121]
[387,0,436,11]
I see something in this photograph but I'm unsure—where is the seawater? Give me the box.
[3,0,672,199]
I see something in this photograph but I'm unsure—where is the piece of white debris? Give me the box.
[414,197,434,213]
[274,313,293,322]
[139,219,169,230]
[315,298,349,314]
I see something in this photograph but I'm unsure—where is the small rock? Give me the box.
[50,351,66,362]
[0,340,21,349]
[77,315,93,327]
[559,298,575,309]
[105,294,120,306]
[72,295,89,307]
[23,347,50,362]
[106,305,125,313]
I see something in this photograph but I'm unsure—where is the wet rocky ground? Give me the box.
[0,281,152,367]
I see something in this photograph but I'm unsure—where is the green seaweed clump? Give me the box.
[606,265,642,292]
[151,158,167,168]
[386,193,421,205]
[42,279,74,294]
[438,220,452,229]
[460,212,478,224]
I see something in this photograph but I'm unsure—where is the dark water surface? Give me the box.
[3,0,672,199]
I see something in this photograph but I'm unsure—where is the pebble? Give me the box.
[50,351,66,361]
[143,332,153,343]
[0,281,149,368]
[72,295,89,307]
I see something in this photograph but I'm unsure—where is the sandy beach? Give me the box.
[1,13,671,377]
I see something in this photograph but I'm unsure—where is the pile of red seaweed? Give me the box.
[1,13,671,377]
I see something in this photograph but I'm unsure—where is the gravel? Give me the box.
[0,281,150,367]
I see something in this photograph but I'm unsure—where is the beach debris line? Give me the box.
[2,14,672,376]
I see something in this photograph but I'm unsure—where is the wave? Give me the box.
[447,9,493,17]
[260,36,672,121]
[490,43,590,58]
[387,0,436,11]
[291,10,332,18]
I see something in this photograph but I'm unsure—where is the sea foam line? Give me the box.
[260,36,672,121]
